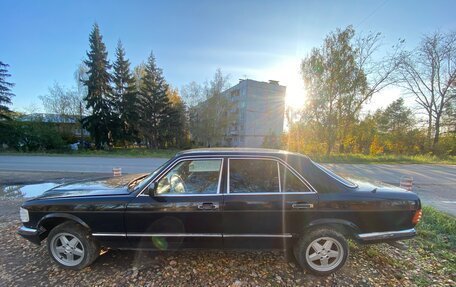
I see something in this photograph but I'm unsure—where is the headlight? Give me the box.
[19,207,29,223]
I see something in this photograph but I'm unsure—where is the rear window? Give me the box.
[279,164,312,192]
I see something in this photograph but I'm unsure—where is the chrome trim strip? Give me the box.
[218,158,224,195]
[128,233,223,237]
[224,234,292,238]
[91,232,293,238]
[18,226,38,235]
[227,156,230,194]
[149,193,223,197]
[358,228,416,241]
[277,161,282,193]
[92,233,127,237]
[224,192,315,196]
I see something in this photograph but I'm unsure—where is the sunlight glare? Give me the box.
[260,57,306,110]
[283,69,306,109]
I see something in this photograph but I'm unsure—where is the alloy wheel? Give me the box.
[50,232,85,267]
[305,236,344,272]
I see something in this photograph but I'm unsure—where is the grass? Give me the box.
[1,148,455,164]
[411,206,456,285]
[352,205,455,286]
[416,206,456,263]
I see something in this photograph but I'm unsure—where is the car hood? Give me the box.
[35,173,148,199]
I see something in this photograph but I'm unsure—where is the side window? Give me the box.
[279,164,311,193]
[156,159,222,195]
[229,159,279,193]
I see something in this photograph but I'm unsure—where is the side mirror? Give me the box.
[147,182,157,197]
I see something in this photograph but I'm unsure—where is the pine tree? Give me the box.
[112,41,139,146]
[139,52,170,149]
[82,24,114,149]
[0,61,15,119]
[163,88,188,147]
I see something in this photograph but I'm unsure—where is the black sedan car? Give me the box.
[18,148,422,275]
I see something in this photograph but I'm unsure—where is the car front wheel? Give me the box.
[47,222,100,270]
[294,228,349,275]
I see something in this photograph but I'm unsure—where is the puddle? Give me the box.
[0,182,59,199]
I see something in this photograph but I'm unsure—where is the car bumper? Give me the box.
[356,228,416,243]
[17,226,41,245]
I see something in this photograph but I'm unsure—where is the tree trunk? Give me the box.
[326,141,332,156]
[427,112,433,149]
[433,115,440,147]
[326,99,334,156]
[326,125,333,156]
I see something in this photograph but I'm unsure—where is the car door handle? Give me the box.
[292,203,314,209]
[197,202,219,210]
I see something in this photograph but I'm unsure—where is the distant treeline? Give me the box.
[268,27,455,156]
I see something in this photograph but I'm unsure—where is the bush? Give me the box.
[433,134,456,156]
[0,121,67,151]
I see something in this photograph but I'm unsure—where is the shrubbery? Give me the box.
[0,121,67,151]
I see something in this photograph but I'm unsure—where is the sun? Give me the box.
[260,57,306,110]
[284,70,306,109]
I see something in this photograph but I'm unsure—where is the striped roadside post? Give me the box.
[112,167,122,177]
[400,176,413,191]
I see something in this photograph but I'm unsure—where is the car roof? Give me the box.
[174,148,356,193]
[176,147,308,159]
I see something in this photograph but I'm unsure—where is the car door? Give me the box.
[223,157,318,249]
[125,157,224,250]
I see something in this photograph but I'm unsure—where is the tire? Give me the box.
[294,228,349,276]
[47,222,100,270]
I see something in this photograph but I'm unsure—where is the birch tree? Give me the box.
[400,31,456,148]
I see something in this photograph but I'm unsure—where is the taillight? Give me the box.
[412,208,422,225]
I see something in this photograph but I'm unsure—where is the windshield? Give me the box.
[313,162,358,188]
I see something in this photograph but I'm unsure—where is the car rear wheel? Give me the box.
[47,222,99,270]
[294,228,348,276]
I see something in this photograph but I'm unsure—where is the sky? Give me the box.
[1,0,455,113]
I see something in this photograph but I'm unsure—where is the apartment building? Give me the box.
[190,79,286,148]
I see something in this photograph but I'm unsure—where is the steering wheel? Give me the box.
[170,174,187,193]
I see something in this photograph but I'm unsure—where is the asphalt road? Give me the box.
[0,155,454,215]
[0,155,168,174]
